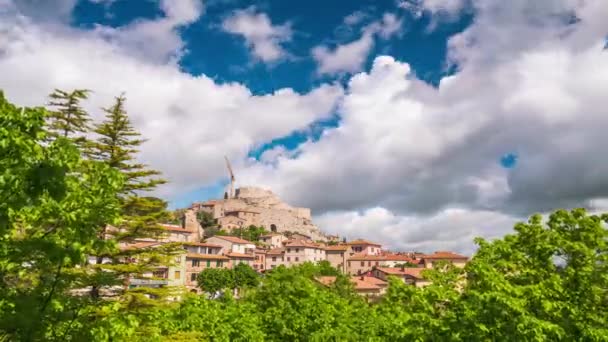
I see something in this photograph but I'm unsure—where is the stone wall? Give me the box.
[193,187,327,241]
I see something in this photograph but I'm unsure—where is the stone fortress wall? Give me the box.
[193,186,326,241]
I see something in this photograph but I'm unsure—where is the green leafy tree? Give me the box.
[452,209,608,341]
[0,92,123,340]
[229,225,267,242]
[233,263,259,289]
[46,89,91,148]
[197,268,234,294]
[87,94,178,303]
[316,260,340,276]
[196,211,216,228]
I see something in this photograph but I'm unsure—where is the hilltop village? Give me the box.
[122,185,468,297]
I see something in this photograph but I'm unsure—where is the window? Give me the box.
[295,257,299,262]
[175,256,181,263]
[216,260,221,267]
[174,271,181,279]
[206,260,211,267]
[272,257,276,262]
[192,260,200,267]
[360,261,365,267]
[375,261,379,266]
[295,248,299,253]
[190,273,197,281]
[270,224,277,232]
[368,261,371,266]
[287,257,291,261]
[287,249,291,253]
[348,262,351,267]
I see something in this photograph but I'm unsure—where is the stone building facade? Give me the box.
[192,187,327,241]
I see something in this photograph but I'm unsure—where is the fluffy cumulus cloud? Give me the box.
[239,0,608,253]
[312,13,404,75]
[222,6,292,62]
[315,207,518,254]
[2,0,608,255]
[0,0,342,199]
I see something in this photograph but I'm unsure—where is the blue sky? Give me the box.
[4,0,607,253]
[70,0,472,208]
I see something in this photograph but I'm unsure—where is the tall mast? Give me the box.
[224,156,235,199]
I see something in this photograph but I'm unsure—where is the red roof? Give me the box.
[347,239,382,247]
[421,251,468,260]
[266,248,285,255]
[208,236,254,245]
[225,252,255,259]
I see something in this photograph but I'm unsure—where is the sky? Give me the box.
[1,0,608,255]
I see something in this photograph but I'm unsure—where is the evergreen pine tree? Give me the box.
[88,94,181,303]
[47,89,91,147]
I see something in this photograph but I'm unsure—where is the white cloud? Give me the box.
[0,1,342,199]
[315,207,518,255]
[312,32,375,75]
[312,12,404,75]
[222,7,292,62]
[239,0,608,253]
[3,0,608,255]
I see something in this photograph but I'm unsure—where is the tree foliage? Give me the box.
[197,267,234,294]
[46,89,91,148]
[0,91,123,340]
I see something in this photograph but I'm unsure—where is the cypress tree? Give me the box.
[88,94,180,303]
[47,89,91,147]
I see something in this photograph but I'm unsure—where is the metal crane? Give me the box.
[224,156,235,199]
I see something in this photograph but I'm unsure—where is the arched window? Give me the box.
[270,224,277,232]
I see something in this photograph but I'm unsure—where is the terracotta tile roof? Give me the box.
[186,253,229,260]
[347,239,382,246]
[421,251,468,260]
[375,267,425,279]
[161,224,194,233]
[225,252,255,259]
[315,276,337,286]
[350,276,388,290]
[266,248,285,255]
[183,242,223,248]
[324,245,349,251]
[209,236,254,245]
[383,254,417,263]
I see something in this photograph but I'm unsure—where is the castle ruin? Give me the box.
[190,186,327,241]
